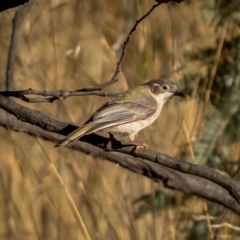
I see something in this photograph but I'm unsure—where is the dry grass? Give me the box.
[0,0,240,239]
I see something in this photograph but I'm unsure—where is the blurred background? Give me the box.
[0,0,240,239]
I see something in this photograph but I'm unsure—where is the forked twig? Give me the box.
[3,2,163,102]
[0,89,119,103]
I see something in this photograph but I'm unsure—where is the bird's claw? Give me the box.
[133,142,148,153]
[135,143,148,149]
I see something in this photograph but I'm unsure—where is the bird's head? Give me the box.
[143,78,184,103]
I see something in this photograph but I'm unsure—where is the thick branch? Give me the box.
[0,94,240,214]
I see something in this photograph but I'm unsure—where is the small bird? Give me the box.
[56,78,184,148]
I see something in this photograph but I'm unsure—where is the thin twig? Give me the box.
[89,2,162,91]
[4,1,162,100]
[1,2,161,103]
[3,1,183,101]
[0,89,120,103]
[5,0,36,91]
[98,0,186,89]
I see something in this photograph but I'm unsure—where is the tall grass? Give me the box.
[0,0,240,239]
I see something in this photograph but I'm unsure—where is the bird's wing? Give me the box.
[83,98,157,133]
[56,98,157,147]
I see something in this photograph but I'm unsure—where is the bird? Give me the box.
[55,78,184,148]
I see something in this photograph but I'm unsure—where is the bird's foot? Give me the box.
[132,140,148,153]
[135,142,148,149]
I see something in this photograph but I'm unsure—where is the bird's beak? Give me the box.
[174,90,185,97]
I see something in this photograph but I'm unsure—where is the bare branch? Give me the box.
[0,88,120,103]
[2,106,235,213]
[90,2,162,90]
[3,0,183,101]
[0,94,240,214]
[3,2,162,98]
[105,0,185,87]
[6,0,35,90]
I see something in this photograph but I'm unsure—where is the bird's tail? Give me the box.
[55,124,94,148]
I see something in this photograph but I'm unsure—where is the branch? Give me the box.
[83,2,163,92]
[105,2,162,86]
[0,88,120,103]
[5,0,35,90]
[2,1,164,101]
[90,0,184,90]
[0,94,240,214]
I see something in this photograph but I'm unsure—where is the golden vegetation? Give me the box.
[0,0,240,239]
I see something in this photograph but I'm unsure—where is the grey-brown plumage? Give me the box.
[55,78,184,147]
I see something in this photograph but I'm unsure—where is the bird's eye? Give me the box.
[163,85,169,90]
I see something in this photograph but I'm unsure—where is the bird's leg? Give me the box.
[105,133,117,150]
